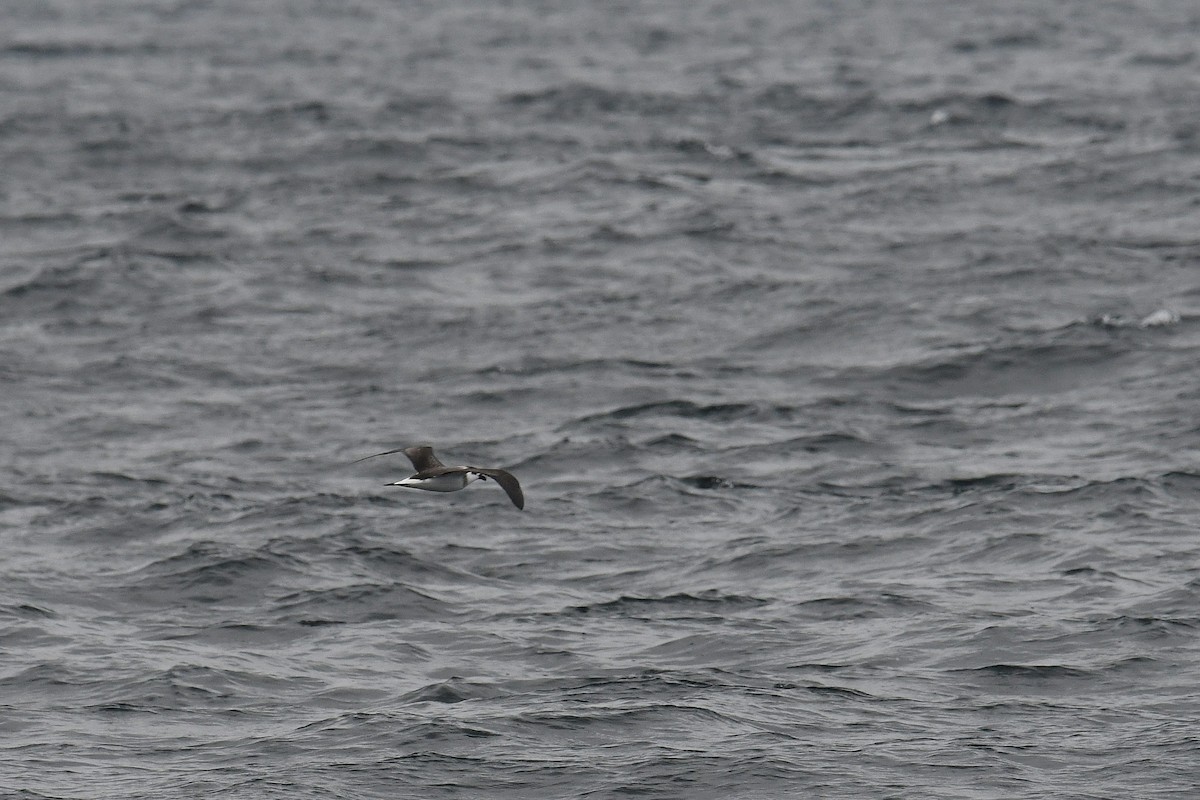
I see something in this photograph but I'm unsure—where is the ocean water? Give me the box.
[3,1,1200,797]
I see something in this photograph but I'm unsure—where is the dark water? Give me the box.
[4,1,1200,797]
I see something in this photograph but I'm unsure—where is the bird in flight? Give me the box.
[354,444,525,510]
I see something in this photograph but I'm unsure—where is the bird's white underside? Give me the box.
[389,472,481,493]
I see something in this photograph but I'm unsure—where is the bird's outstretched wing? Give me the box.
[469,468,525,510]
[351,444,444,471]
[401,445,444,472]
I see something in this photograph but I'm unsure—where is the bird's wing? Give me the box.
[350,447,409,465]
[351,444,445,471]
[470,468,525,510]
[402,445,445,472]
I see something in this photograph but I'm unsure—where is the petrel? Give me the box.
[354,445,525,510]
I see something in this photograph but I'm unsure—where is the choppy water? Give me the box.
[4,1,1200,797]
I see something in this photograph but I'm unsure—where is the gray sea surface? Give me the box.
[3,1,1200,798]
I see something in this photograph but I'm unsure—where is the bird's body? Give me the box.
[354,445,524,509]
[391,472,481,493]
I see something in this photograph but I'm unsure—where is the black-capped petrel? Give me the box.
[354,444,525,510]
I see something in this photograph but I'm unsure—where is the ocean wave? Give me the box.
[121,541,309,607]
[567,591,770,618]
[505,82,691,119]
[877,337,1133,399]
[398,678,509,705]
[272,582,452,626]
[86,663,299,712]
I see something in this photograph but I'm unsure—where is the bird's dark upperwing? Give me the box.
[471,468,525,510]
[401,445,444,472]
[351,445,445,471]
